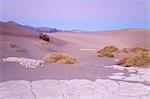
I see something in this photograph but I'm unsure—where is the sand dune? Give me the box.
[0,22,68,59]
[104,28,150,47]
[51,28,150,49]
[0,21,39,37]
[0,22,150,83]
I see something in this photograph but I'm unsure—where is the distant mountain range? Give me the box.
[6,21,61,33]
[3,21,96,33]
[1,21,148,34]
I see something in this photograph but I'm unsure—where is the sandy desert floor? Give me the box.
[0,22,150,99]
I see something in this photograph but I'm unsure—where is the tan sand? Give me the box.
[0,22,150,82]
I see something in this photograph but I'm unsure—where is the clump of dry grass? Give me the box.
[97,45,118,57]
[117,56,128,65]
[117,47,149,54]
[117,50,150,67]
[131,47,148,54]
[43,53,77,64]
[15,48,24,52]
[39,33,49,42]
[117,48,131,53]
[3,42,17,48]
[97,45,150,67]
[3,42,24,53]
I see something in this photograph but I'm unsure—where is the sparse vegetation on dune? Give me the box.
[15,48,24,52]
[39,33,50,42]
[117,47,149,54]
[3,42,15,48]
[97,45,150,67]
[117,49,150,67]
[43,53,77,64]
[97,45,118,57]
[117,48,131,53]
[117,56,128,65]
[131,47,149,54]
[2,42,25,53]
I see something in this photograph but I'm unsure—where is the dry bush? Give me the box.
[97,45,118,57]
[117,48,131,53]
[15,48,24,52]
[3,42,17,48]
[97,51,114,57]
[3,42,24,53]
[117,56,128,65]
[117,50,150,67]
[117,47,149,54]
[39,33,49,42]
[43,53,77,64]
[131,47,148,54]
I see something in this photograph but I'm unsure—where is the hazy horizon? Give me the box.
[0,0,150,31]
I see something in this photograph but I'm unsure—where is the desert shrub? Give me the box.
[117,56,128,65]
[3,42,24,53]
[43,53,77,64]
[15,48,24,52]
[3,42,17,48]
[97,45,118,57]
[97,51,114,57]
[117,50,150,67]
[117,48,131,53]
[39,33,49,42]
[131,47,148,54]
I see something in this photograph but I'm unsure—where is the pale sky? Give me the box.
[0,0,150,31]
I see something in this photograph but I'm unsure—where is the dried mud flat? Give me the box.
[0,23,150,99]
[0,79,150,99]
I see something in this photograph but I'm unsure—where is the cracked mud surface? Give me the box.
[0,79,150,99]
[0,57,150,99]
